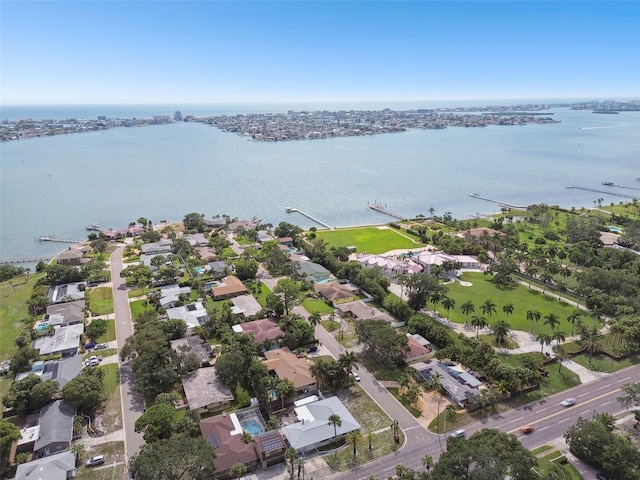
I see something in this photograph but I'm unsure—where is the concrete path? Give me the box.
[81,428,126,447]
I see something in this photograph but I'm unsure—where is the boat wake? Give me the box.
[579,124,627,130]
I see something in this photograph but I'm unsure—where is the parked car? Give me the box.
[596,474,609,480]
[351,372,361,382]
[94,343,108,350]
[449,429,466,438]
[520,425,534,434]
[560,397,576,407]
[86,454,105,467]
[86,359,100,367]
[83,342,96,350]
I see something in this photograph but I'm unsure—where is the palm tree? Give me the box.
[556,346,569,373]
[308,311,321,328]
[397,374,410,392]
[276,379,296,410]
[491,320,511,347]
[328,414,342,443]
[366,429,375,451]
[537,332,553,354]
[460,300,475,325]
[481,299,497,318]
[391,419,400,443]
[552,328,566,348]
[567,310,583,336]
[526,309,541,333]
[540,270,553,294]
[347,430,362,457]
[338,350,359,375]
[502,303,514,320]
[429,372,443,393]
[285,447,297,479]
[581,327,603,363]
[543,312,560,333]
[441,296,455,321]
[422,454,434,473]
[555,279,568,300]
[429,290,442,313]
[471,315,488,337]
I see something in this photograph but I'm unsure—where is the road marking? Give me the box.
[580,410,590,415]
[510,416,525,423]
[598,385,608,390]
[558,418,570,423]
[538,408,547,412]
[578,392,589,397]
[621,376,631,381]
[601,401,611,406]
[538,426,549,431]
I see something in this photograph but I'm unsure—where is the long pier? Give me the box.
[285,207,333,229]
[565,186,636,199]
[368,202,404,220]
[0,256,52,265]
[602,183,640,192]
[38,235,82,244]
[468,193,527,210]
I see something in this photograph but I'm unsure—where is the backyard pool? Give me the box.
[241,419,264,436]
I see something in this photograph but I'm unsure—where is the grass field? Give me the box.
[436,273,590,336]
[314,226,425,254]
[301,298,335,315]
[87,287,114,315]
[0,274,43,361]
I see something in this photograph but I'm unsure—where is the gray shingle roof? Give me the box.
[34,400,76,453]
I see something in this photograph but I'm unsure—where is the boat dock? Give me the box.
[602,182,640,192]
[38,235,82,244]
[0,256,52,265]
[285,207,334,229]
[468,193,527,210]
[565,186,636,199]
[368,202,404,220]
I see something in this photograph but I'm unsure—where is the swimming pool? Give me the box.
[608,226,622,233]
[37,323,49,331]
[241,419,264,436]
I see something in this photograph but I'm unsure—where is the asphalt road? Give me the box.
[110,246,145,464]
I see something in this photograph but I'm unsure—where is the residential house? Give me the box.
[56,248,88,266]
[15,451,76,480]
[230,294,263,317]
[200,409,266,477]
[256,230,274,243]
[403,334,432,364]
[294,260,333,283]
[204,217,227,229]
[182,367,234,414]
[207,260,228,276]
[227,218,261,235]
[184,233,208,246]
[34,400,76,457]
[278,237,294,248]
[46,282,85,304]
[140,252,171,271]
[262,348,317,399]
[281,396,361,452]
[166,302,209,331]
[195,246,218,262]
[253,429,287,469]
[462,227,506,244]
[33,323,84,356]
[232,318,284,344]
[15,356,83,388]
[411,360,484,409]
[210,276,247,300]
[314,281,358,304]
[335,301,397,324]
[354,253,423,277]
[45,300,85,326]
[140,239,174,255]
[16,425,40,454]
[415,251,480,275]
[158,284,191,309]
[170,336,213,368]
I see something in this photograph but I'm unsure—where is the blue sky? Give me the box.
[1,1,638,104]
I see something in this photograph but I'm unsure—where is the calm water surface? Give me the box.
[1,105,639,264]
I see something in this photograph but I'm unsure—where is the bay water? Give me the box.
[1,103,639,265]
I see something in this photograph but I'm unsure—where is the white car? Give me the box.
[351,372,361,382]
[86,454,105,467]
[560,397,576,407]
[449,429,466,438]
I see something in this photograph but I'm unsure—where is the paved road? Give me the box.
[110,246,145,464]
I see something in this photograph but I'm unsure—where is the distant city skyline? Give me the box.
[1,1,639,105]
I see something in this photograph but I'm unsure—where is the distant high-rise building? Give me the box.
[174,111,183,121]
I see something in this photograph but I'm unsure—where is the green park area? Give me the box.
[86,287,114,316]
[314,226,424,255]
[435,272,589,336]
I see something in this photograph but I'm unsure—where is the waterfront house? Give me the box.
[354,253,423,277]
[182,367,234,414]
[56,247,88,266]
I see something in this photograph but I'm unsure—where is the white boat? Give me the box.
[86,223,100,231]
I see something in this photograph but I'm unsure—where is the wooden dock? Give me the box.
[468,193,527,209]
[368,202,404,220]
[285,207,334,229]
[565,186,636,199]
[0,256,52,265]
[38,235,82,244]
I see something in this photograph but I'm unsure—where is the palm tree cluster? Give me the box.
[310,351,359,392]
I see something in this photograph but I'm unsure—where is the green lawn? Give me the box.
[437,272,591,336]
[314,226,425,254]
[571,352,640,373]
[87,287,114,315]
[324,387,405,471]
[535,450,583,479]
[129,299,155,318]
[97,320,116,343]
[301,298,335,315]
[0,274,43,361]
[82,349,117,361]
[253,281,271,306]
